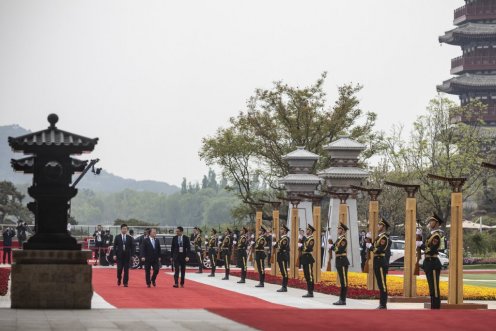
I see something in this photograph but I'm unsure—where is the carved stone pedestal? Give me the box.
[11,250,93,309]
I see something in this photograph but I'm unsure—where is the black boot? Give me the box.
[302,283,313,297]
[277,287,287,292]
[222,270,229,280]
[255,274,264,287]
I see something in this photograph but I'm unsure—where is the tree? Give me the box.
[201,175,208,189]
[113,218,158,227]
[0,181,32,223]
[378,96,492,223]
[181,178,187,194]
[200,73,378,212]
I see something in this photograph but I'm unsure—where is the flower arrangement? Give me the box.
[231,269,496,300]
[463,258,496,265]
[0,268,10,296]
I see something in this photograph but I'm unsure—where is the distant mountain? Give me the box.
[0,124,179,194]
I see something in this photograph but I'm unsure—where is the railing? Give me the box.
[451,55,496,73]
[454,3,496,21]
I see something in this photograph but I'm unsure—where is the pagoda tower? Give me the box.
[438,0,496,125]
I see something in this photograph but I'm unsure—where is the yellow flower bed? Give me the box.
[299,271,496,300]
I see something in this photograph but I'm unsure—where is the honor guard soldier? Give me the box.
[254,225,268,287]
[193,227,203,274]
[366,218,391,309]
[301,224,316,298]
[417,213,443,309]
[329,222,350,305]
[276,224,290,292]
[236,227,249,283]
[221,228,232,280]
[207,229,218,277]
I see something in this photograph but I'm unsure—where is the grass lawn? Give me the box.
[464,264,496,270]
[441,273,496,288]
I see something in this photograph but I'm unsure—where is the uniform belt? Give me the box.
[374,254,385,257]
[426,255,438,258]
[255,249,265,252]
[335,253,347,257]
[302,252,313,255]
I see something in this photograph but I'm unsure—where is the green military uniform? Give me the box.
[221,231,232,280]
[207,230,218,277]
[332,222,350,304]
[370,219,391,309]
[276,226,290,292]
[193,228,203,273]
[301,225,316,297]
[419,213,443,309]
[236,228,248,283]
[254,226,267,287]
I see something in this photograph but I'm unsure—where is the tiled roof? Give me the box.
[437,73,496,93]
[8,114,98,153]
[324,137,366,151]
[11,157,88,173]
[279,173,323,184]
[318,167,369,179]
[283,147,320,160]
[439,23,496,45]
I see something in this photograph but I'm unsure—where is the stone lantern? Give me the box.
[318,136,368,272]
[279,147,323,279]
[8,114,97,308]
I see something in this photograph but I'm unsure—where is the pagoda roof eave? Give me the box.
[437,74,496,94]
[439,23,496,45]
[8,127,98,154]
[317,167,369,179]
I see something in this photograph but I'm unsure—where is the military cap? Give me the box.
[338,222,348,231]
[307,224,316,232]
[379,218,390,229]
[211,228,217,234]
[428,213,444,225]
[226,228,232,234]
[282,224,290,232]
[260,225,268,233]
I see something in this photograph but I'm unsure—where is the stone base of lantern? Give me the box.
[11,250,93,309]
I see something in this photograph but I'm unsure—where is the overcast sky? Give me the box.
[0,0,462,186]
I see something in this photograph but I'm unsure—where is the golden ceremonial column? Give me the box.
[427,173,487,309]
[384,181,420,299]
[350,185,382,291]
[261,200,282,276]
[252,203,264,273]
[299,194,324,283]
[288,199,300,279]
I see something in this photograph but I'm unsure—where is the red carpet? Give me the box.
[209,308,496,331]
[93,268,496,331]
[92,268,287,309]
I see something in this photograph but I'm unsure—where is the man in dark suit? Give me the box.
[170,226,191,288]
[113,223,134,287]
[140,228,161,288]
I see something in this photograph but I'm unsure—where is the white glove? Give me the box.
[218,235,223,240]
[204,241,208,245]
[416,241,422,248]
[298,243,303,248]
[272,242,276,247]
[251,234,255,238]
[233,241,237,244]
[366,232,372,239]
[250,241,255,245]
[272,234,276,239]
[233,234,237,239]
[298,234,302,240]
[416,228,422,236]
[205,235,208,239]
[366,243,372,249]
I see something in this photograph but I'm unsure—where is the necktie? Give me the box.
[123,235,126,251]
[179,236,182,247]
[151,238,155,249]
